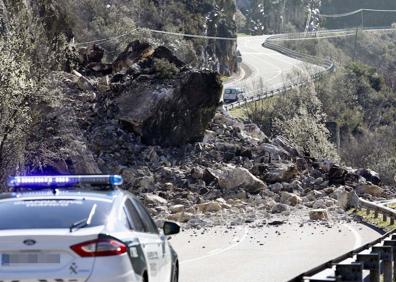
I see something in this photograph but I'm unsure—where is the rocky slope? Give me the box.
[22,41,394,228]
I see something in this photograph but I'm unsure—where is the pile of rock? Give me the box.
[27,41,394,228]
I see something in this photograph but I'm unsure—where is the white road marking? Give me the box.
[343,224,363,249]
[180,226,249,265]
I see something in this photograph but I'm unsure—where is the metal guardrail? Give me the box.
[290,198,396,282]
[224,33,335,111]
[225,27,396,111]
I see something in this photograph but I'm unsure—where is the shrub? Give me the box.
[245,75,339,161]
[153,58,179,79]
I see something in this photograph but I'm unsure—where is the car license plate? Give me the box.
[1,253,60,265]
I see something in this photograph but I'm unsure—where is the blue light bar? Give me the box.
[7,175,123,188]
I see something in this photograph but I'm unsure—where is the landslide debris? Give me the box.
[25,41,396,229]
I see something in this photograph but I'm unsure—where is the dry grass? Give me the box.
[353,208,396,231]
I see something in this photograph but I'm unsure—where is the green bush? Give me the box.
[153,58,179,79]
[245,76,339,161]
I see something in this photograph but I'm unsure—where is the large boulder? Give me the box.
[334,186,359,209]
[217,165,267,194]
[116,70,222,146]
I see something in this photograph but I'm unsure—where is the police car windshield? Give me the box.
[0,199,112,230]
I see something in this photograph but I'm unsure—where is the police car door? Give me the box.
[133,199,172,280]
[124,199,163,282]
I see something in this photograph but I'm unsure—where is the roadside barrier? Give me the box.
[290,198,396,282]
[224,26,396,111]
[224,33,335,111]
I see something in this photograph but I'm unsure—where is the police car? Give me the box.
[0,175,180,282]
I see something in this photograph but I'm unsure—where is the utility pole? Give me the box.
[353,27,358,61]
[353,9,364,62]
[361,9,364,29]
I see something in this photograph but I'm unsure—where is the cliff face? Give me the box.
[237,0,307,34]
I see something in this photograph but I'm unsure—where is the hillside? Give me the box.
[0,0,238,75]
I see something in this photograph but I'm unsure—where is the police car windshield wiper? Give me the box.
[69,218,88,233]
[69,204,97,233]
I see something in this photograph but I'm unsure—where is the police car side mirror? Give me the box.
[163,221,180,236]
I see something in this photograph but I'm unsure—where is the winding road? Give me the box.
[225,35,322,97]
[173,32,387,282]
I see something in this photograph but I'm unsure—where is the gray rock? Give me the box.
[269,183,283,193]
[272,136,300,158]
[263,162,298,184]
[218,165,267,194]
[259,143,290,161]
[169,204,185,214]
[356,168,381,185]
[313,199,326,209]
[144,194,168,206]
[271,203,289,214]
[280,192,302,206]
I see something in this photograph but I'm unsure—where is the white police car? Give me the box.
[0,175,180,282]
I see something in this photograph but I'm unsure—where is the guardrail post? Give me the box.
[374,209,379,219]
[383,240,396,278]
[356,253,380,282]
[383,213,387,222]
[372,246,393,282]
[366,208,370,216]
[335,263,363,282]
[390,216,395,225]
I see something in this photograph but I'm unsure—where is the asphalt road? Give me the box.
[225,35,322,96]
[172,220,381,282]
